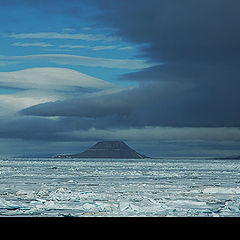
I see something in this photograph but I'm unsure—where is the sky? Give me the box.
[0,0,240,157]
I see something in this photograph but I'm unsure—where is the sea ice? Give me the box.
[1,158,240,217]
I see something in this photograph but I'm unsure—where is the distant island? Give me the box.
[54,141,149,159]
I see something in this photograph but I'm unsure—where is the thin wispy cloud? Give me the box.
[59,44,88,49]
[59,44,119,51]
[0,61,20,66]
[92,45,118,51]
[62,28,76,32]
[8,32,120,42]
[11,42,53,47]
[11,42,130,51]
[0,54,154,69]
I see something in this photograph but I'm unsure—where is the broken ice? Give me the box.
[0,157,240,217]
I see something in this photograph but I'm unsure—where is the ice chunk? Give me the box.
[147,198,158,204]
[35,200,67,211]
[0,198,8,209]
[118,201,131,211]
[49,187,73,201]
[82,203,96,210]
[225,200,240,212]
[118,201,142,213]
[6,206,21,211]
[95,202,112,212]
[202,187,240,194]
[15,190,35,199]
[129,203,141,212]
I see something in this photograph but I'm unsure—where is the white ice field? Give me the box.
[0,158,240,217]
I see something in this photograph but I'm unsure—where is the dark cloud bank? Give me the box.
[22,0,240,128]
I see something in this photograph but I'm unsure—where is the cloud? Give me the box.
[0,67,117,117]
[21,87,137,118]
[62,28,77,32]
[3,112,240,144]
[8,32,119,42]
[0,67,115,91]
[91,45,118,51]
[20,76,240,128]
[11,42,53,47]
[2,110,240,144]
[0,61,20,66]
[59,44,134,51]
[59,44,118,51]
[0,89,61,116]
[90,0,240,128]
[96,0,240,63]
[0,54,153,69]
[119,46,134,50]
[59,44,90,49]
[59,126,240,142]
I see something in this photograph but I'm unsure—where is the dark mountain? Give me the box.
[54,141,149,159]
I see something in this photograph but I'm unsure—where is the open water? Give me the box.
[0,157,240,217]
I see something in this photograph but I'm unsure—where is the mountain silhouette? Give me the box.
[55,141,149,159]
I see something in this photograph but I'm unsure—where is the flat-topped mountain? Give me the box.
[55,141,149,159]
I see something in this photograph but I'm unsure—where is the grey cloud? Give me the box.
[1,0,84,17]
[96,0,240,64]
[2,113,240,152]
[90,0,240,128]
[21,87,146,118]
[21,76,240,127]
[0,115,96,142]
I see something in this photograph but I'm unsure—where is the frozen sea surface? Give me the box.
[0,157,240,217]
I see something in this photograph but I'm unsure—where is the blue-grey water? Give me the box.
[0,157,240,217]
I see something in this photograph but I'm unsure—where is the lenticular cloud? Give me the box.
[0,67,115,91]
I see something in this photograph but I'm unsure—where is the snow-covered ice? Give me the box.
[0,157,240,217]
